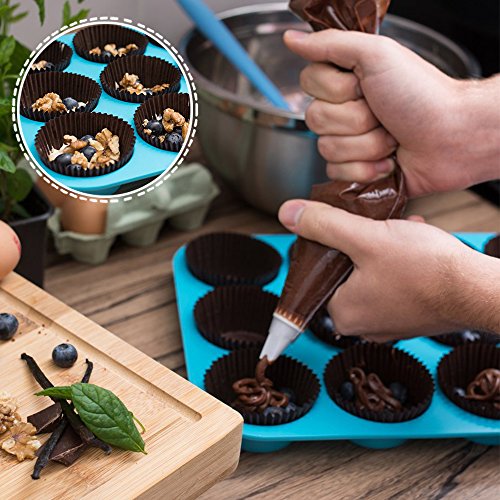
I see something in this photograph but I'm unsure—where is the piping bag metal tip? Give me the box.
[259,314,302,362]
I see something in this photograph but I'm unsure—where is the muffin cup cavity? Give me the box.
[133,93,190,152]
[34,112,135,177]
[204,348,320,425]
[30,41,72,73]
[185,232,282,286]
[437,343,499,420]
[324,343,434,423]
[194,286,278,349]
[100,55,181,103]
[73,25,147,63]
[21,72,101,122]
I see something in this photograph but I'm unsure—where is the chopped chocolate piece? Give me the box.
[49,425,86,466]
[28,403,62,434]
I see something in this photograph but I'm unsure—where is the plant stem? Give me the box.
[21,354,112,455]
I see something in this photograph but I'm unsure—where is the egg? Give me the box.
[0,221,21,280]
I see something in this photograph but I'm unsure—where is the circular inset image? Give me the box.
[15,21,197,199]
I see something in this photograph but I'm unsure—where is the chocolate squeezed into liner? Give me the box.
[73,25,148,63]
[134,93,190,152]
[484,234,500,258]
[30,41,73,73]
[204,348,320,425]
[21,72,102,122]
[465,368,500,409]
[437,343,500,419]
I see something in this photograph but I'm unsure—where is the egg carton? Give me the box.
[48,163,219,264]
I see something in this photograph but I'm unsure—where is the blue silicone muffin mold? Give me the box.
[173,232,500,452]
[20,33,190,196]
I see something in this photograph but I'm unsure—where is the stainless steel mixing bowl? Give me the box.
[180,3,480,214]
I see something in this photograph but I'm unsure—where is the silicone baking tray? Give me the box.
[173,232,500,453]
[20,33,189,196]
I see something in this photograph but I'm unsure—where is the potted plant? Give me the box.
[0,0,89,287]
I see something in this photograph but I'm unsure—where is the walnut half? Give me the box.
[0,391,21,435]
[0,422,41,461]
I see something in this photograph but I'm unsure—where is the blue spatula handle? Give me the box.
[177,0,291,110]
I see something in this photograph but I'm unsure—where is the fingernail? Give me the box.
[279,201,306,229]
[374,158,394,173]
[285,30,309,41]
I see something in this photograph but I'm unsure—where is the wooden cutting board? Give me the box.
[0,273,243,499]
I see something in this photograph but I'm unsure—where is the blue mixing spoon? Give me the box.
[177,0,291,110]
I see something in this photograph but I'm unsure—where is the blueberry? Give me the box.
[55,153,73,169]
[44,62,55,71]
[144,89,154,96]
[284,402,298,414]
[62,97,78,111]
[80,134,95,143]
[52,343,78,368]
[279,387,296,404]
[461,330,481,342]
[166,132,183,150]
[340,381,355,401]
[453,387,466,398]
[81,146,97,161]
[389,382,408,404]
[0,313,19,340]
[262,406,284,419]
[146,120,163,135]
[174,126,183,135]
[101,50,112,58]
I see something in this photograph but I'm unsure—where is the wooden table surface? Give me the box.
[44,156,500,500]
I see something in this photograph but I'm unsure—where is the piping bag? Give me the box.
[260,0,408,362]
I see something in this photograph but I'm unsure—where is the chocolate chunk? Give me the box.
[50,425,86,466]
[28,403,62,434]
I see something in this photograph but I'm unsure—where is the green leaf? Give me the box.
[6,168,32,202]
[62,1,89,26]
[36,386,73,400]
[11,201,30,219]
[0,142,18,153]
[70,383,146,453]
[0,36,16,67]
[0,150,16,173]
[33,0,45,24]
[9,11,28,23]
[0,6,13,18]
[0,98,11,117]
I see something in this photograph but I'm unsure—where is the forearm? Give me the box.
[447,250,500,334]
[450,75,500,186]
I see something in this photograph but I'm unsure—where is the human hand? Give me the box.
[279,199,500,341]
[284,29,500,197]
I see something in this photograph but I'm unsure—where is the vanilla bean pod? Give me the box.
[31,359,96,479]
[21,354,111,455]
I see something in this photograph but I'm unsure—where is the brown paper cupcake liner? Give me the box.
[30,41,72,73]
[73,25,147,63]
[20,72,101,122]
[204,348,320,425]
[431,330,499,347]
[133,93,190,152]
[484,234,500,258]
[194,286,278,350]
[100,55,181,103]
[437,343,499,419]
[309,308,395,349]
[324,344,434,423]
[34,112,135,177]
[185,232,282,287]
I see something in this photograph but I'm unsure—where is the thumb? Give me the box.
[283,29,381,73]
[279,199,376,259]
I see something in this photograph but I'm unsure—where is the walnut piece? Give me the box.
[71,151,89,169]
[0,422,41,461]
[31,60,48,71]
[32,92,67,113]
[182,121,189,140]
[90,43,138,57]
[0,392,21,435]
[95,128,113,147]
[162,108,188,136]
[89,47,101,56]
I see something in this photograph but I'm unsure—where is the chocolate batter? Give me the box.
[232,357,289,413]
[349,367,402,411]
[465,368,500,410]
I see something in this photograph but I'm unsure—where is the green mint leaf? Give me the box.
[33,0,45,24]
[70,383,146,453]
[0,36,16,68]
[0,150,16,173]
[36,386,73,400]
[6,168,32,202]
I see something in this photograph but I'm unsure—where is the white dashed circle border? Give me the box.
[12,17,199,204]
